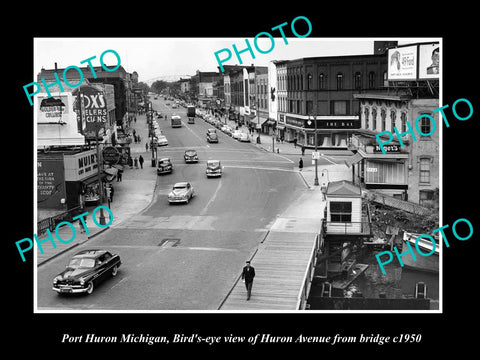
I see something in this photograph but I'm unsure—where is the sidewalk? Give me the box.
[36,113,157,266]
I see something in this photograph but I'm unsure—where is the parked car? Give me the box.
[232,130,242,140]
[157,158,173,174]
[168,182,195,204]
[157,135,168,146]
[238,133,250,142]
[206,160,223,177]
[184,149,199,163]
[52,250,121,295]
[207,129,218,143]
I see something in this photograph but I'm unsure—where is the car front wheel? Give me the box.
[86,281,94,295]
[111,265,118,277]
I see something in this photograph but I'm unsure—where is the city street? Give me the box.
[37,97,339,311]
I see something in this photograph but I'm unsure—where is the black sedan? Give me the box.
[184,149,199,163]
[52,250,121,295]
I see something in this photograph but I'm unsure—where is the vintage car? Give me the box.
[207,129,218,143]
[157,158,173,174]
[184,149,199,163]
[168,182,195,204]
[232,130,242,140]
[157,135,168,146]
[238,133,250,142]
[52,250,121,295]
[206,160,222,177]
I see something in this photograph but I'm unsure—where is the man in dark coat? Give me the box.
[299,157,304,171]
[241,261,256,300]
[139,155,144,169]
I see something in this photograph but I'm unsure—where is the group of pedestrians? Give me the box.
[127,155,145,169]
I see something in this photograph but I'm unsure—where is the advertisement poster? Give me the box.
[6,6,479,358]
[387,45,418,80]
[419,42,440,79]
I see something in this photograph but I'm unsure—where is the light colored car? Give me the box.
[232,130,242,140]
[238,133,250,142]
[168,182,194,204]
[157,135,168,146]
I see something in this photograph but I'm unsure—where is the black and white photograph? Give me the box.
[6,6,479,355]
[31,37,442,312]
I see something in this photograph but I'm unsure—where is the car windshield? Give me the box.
[185,150,196,155]
[68,257,96,269]
[159,159,170,165]
[208,161,220,167]
[173,184,187,190]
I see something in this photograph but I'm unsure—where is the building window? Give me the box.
[307,73,312,90]
[419,158,431,184]
[419,190,435,207]
[330,201,352,223]
[390,110,397,129]
[333,101,347,115]
[306,100,313,115]
[381,108,386,132]
[368,72,376,88]
[419,113,433,136]
[400,112,407,133]
[336,73,343,90]
[354,72,362,89]
[372,107,377,130]
[318,73,325,89]
[364,107,370,129]
[383,71,388,86]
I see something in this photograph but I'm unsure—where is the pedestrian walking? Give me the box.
[117,169,123,182]
[128,156,133,169]
[241,261,256,300]
[134,157,139,169]
[108,184,114,203]
[293,138,297,148]
[301,145,305,156]
[299,157,304,171]
[145,142,149,151]
[139,155,144,169]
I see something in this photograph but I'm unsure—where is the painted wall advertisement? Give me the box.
[37,154,66,209]
[387,45,417,80]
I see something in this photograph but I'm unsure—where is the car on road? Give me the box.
[238,133,250,142]
[168,182,195,204]
[157,135,168,146]
[184,149,199,163]
[232,130,242,140]
[207,129,218,143]
[206,160,223,177]
[172,103,178,109]
[157,158,173,174]
[52,250,121,295]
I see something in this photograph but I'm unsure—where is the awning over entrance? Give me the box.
[344,152,364,168]
[276,124,286,130]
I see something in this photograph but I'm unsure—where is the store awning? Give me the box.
[277,124,286,130]
[344,152,364,168]
[104,167,119,182]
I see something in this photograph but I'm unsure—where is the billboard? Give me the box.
[37,154,66,209]
[387,45,417,80]
[418,43,440,79]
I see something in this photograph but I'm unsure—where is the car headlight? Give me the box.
[53,278,58,285]
[80,279,85,286]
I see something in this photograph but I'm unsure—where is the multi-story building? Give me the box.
[273,54,388,148]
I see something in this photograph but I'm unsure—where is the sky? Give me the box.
[34,37,440,84]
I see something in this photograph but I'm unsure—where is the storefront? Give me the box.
[346,145,408,199]
[64,149,107,209]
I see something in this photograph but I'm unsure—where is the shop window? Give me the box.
[419,113,433,136]
[330,202,352,222]
[419,158,431,184]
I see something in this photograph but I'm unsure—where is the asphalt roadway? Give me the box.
[36,97,348,311]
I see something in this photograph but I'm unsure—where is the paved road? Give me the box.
[36,98,310,311]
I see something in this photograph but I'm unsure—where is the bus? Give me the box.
[187,105,195,124]
[171,115,182,128]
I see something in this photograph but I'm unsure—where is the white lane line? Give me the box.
[200,178,223,216]
[320,155,337,165]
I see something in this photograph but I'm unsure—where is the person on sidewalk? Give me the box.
[134,157,139,169]
[139,155,144,169]
[241,261,256,301]
[293,138,297,148]
[299,157,304,171]
[117,169,122,182]
[301,145,305,156]
[145,142,149,152]
[108,183,114,203]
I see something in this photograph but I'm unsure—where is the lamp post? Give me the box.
[309,114,319,186]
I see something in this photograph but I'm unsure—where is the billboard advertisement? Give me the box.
[387,45,418,80]
[418,43,440,79]
[37,154,66,209]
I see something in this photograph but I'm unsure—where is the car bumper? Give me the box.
[157,169,172,174]
[206,172,222,177]
[168,197,188,203]
[52,285,88,294]
[185,158,198,163]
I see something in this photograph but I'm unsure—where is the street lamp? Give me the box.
[309,114,319,186]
